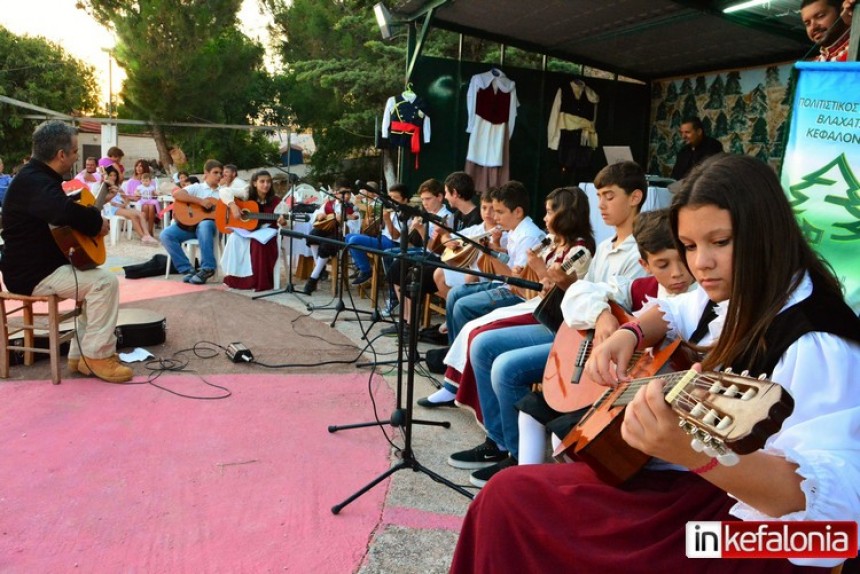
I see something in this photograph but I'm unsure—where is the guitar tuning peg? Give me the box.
[717,451,740,466]
[757,373,767,380]
[703,445,720,457]
[690,437,706,452]
[723,367,733,374]
[740,370,750,377]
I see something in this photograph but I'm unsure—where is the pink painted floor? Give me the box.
[0,372,394,572]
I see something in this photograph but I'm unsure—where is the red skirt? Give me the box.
[223,236,279,292]
[451,463,829,574]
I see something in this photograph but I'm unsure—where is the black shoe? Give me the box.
[417,396,456,409]
[319,269,330,282]
[351,271,372,285]
[188,268,215,285]
[424,347,449,374]
[419,326,449,346]
[469,455,518,488]
[380,324,400,337]
[448,438,508,470]
[302,277,318,295]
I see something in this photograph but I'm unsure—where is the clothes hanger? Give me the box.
[490,67,502,77]
[402,82,415,97]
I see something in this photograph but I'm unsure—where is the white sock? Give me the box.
[427,387,456,403]
[517,413,548,465]
[311,257,327,279]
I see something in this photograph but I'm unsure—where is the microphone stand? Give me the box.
[279,224,542,514]
[308,189,376,330]
[253,181,306,302]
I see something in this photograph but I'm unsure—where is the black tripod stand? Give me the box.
[330,262,473,514]
[320,233,546,512]
[307,192,377,331]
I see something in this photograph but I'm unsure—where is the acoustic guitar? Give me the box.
[51,181,110,270]
[172,199,217,227]
[553,368,795,486]
[213,199,285,234]
[542,301,687,414]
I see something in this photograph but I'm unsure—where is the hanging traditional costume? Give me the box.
[381,90,431,168]
[547,79,599,172]
[465,69,519,190]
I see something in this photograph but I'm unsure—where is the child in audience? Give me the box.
[102,166,158,245]
[133,171,160,236]
[450,154,860,573]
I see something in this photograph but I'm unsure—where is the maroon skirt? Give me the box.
[223,235,279,292]
[451,463,830,574]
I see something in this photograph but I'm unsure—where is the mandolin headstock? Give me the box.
[665,369,795,464]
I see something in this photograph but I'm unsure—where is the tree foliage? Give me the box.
[0,26,100,164]
[76,0,283,172]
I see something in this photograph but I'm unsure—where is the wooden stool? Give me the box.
[357,254,382,309]
[0,292,81,385]
[294,255,314,280]
[422,293,447,329]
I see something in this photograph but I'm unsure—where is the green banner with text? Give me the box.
[781,62,860,314]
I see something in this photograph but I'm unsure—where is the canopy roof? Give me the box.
[394,0,812,81]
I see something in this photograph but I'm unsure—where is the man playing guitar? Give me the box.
[0,120,132,383]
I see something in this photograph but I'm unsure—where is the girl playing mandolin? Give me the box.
[450,154,860,573]
[220,170,283,291]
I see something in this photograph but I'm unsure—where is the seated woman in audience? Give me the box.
[221,170,284,291]
[102,166,159,245]
[450,154,860,573]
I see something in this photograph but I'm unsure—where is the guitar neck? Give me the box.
[244,212,280,222]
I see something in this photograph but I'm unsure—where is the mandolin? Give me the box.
[51,181,110,270]
[553,368,795,486]
[313,213,337,234]
[214,199,285,234]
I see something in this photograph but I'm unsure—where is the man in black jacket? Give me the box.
[0,120,132,383]
[670,117,723,181]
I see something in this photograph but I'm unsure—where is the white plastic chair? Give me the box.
[165,237,223,279]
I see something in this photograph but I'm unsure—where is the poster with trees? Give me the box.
[649,64,792,177]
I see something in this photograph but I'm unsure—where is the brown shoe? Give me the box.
[78,355,134,383]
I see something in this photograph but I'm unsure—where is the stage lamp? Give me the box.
[374,2,402,41]
[723,0,771,14]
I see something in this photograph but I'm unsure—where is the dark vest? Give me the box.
[731,274,860,377]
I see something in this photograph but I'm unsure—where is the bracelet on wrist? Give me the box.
[618,321,644,347]
[690,457,719,475]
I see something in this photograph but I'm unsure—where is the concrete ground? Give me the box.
[106,233,485,574]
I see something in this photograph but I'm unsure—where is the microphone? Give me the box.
[488,249,509,265]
